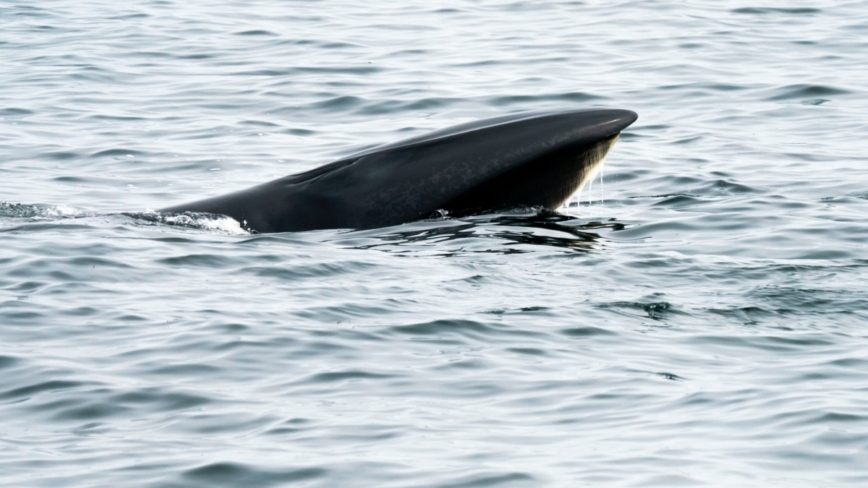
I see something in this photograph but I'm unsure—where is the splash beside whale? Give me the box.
[160,108,638,233]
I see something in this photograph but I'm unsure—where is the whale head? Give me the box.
[161,108,638,233]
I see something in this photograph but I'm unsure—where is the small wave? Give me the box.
[0,355,21,370]
[387,319,495,337]
[89,148,146,159]
[560,326,617,337]
[766,84,851,102]
[233,29,278,36]
[0,107,34,117]
[182,462,326,486]
[125,211,249,234]
[732,7,822,15]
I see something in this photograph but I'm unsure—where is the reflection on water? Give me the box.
[337,210,629,254]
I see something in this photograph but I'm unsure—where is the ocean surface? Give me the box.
[2,1,867,486]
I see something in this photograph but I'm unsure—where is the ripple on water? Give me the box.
[2,1,868,486]
[731,7,823,15]
[765,84,853,102]
[387,319,498,339]
[0,355,22,370]
[181,462,327,488]
[1,380,85,402]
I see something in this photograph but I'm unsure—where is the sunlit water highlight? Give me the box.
[2,1,868,487]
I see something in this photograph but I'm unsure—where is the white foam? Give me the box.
[46,204,81,217]
[0,202,84,219]
[140,210,249,235]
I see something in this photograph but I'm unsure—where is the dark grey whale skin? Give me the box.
[161,108,638,233]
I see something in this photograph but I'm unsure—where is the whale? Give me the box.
[160,108,637,233]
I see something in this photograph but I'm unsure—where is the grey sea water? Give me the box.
[2,1,867,486]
